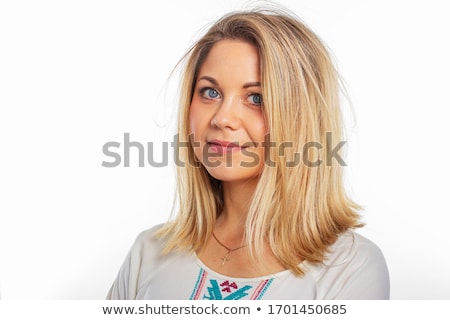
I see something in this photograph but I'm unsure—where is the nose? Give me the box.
[210,96,241,130]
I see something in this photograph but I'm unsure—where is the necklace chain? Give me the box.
[212,232,247,267]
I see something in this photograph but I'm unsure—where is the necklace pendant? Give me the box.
[220,251,231,267]
[212,232,247,268]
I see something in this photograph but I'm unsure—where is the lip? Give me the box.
[207,139,248,154]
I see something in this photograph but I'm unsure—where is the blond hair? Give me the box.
[158,8,362,275]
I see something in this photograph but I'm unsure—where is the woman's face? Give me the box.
[189,39,266,183]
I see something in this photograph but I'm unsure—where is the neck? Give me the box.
[215,177,259,239]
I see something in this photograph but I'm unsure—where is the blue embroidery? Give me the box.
[190,268,273,300]
[255,278,273,300]
[202,279,252,300]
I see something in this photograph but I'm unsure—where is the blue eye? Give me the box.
[201,88,220,99]
[248,93,262,106]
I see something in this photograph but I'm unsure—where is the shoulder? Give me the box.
[308,230,390,299]
[127,223,171,267]
[132,224,165,250]
[106,223,172,299]
[327,231,386,267]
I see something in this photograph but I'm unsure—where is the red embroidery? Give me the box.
[220,280,238,292]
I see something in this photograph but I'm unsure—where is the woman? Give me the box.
[107,7,389,300]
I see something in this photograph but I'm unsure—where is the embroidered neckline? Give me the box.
[193,253,303,281]
[190,268,274,300]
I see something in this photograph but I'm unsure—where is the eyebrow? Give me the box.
[197,76,261,89]
[243,82,261,89]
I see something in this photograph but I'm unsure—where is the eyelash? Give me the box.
[198,87,262,107]
[199,87,221,99]
[246,93,262,106]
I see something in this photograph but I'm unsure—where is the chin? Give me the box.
[205,166,262,184]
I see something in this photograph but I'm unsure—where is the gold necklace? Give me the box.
[212,232,247,267]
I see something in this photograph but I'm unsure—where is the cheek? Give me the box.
[188,103,201,135]
[188,99,211,136]
[250,114,267,143]
[188,105,202,162]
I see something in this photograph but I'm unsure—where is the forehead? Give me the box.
[197,39,260,81]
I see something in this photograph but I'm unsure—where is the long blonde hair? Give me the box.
[158,7,362,275]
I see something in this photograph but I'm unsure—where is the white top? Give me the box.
[107,225,389,300]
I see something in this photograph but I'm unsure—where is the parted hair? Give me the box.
[157,7,362,275]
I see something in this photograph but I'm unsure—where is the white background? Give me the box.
[1,0,449,299]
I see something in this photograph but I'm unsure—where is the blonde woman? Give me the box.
[107,8,389,300]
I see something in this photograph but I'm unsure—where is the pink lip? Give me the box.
[207,139,247,154]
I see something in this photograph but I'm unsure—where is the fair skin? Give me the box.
[189,39,284,277]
